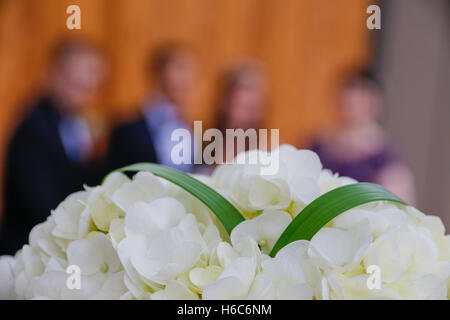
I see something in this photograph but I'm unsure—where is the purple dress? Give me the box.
[312,142,399,183]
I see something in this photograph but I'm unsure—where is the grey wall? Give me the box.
[378,0,450,227]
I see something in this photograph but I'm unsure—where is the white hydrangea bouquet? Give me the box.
[1,145,449,300]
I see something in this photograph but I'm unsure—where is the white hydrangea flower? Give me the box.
[363,224,442,284]
[319,204,450,300]
[211,145,322,216]
[0,144,448,300]
[117,197,218,298]
[19,232,126,300]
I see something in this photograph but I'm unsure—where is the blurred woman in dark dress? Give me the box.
[196,59,268,174]
[311,70,416,204]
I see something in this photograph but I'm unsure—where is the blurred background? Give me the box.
[0,0,448,236]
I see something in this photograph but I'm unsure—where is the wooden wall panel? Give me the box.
[0,0,371,209]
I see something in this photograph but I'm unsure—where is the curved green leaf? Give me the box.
[110,163,245,235]
[269,183,407,257]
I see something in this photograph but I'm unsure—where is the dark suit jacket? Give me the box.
[107,116,158,171]
[0,96,103,255]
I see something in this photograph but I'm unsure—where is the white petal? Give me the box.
[172,189,215,227]
[131,229,201,284]
[0,256,16,299]
[124,198,186,237]
[95,234,121,273]
[117,235,147,279]
[151,280,198,300]
[204,257,256,300]
[62,273,107,299]
[67,239,104,275]
[25,271,67,299]
[278,147,321,181]
[275,240,322,292]
[52,192,87,239]
[177,214,205,248]
[44,257,65,273]
[29,219,65,263]
[189,266,223,289]
[288,176,321,205]
[277,283,313,300]
[231,210,291,253]
[203,276,244,300]
[215,242,239,268]
[88,187,123,232]
[21,245,45,277]
[247,176,291,210]
[246,274,276,299]
[109,218,125,248]
[309,220,371,271]
[232,237,262,267]
[91,271,128,299]
[363,224,416,283]
[318,170,357,194]
[333,208,406,238]
[112,172,167,211]
[414,274,447,300]
[203,225,222,256]
[262,253,306,289]
[102,172,130,200]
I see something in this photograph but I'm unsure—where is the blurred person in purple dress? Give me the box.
[311,69,416,204]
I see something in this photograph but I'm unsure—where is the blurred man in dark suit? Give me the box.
[0,39,107,255]
[107,43,196,173]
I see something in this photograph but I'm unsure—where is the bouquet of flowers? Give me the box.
[0,145,449,299]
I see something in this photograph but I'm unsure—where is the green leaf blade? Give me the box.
[269,183,407,257]
[111,163,245,235]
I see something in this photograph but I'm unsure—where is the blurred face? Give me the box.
[159,52,196,107]
[339,82,382,127]
[226,72,267,130]
[49,50,106,113]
